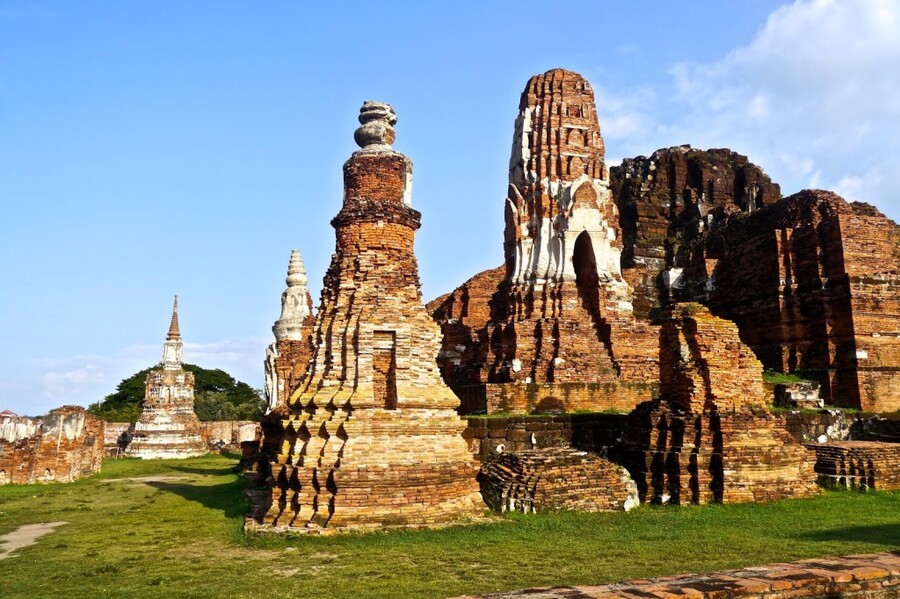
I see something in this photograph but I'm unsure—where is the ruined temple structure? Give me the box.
[0,406,104,485]
[258,102,483,533]
[679,190,900,413]
[611,150,900,413]
[622,303,818,504]
[264,249,316,413]
[610,145,781,319]
[125,297,206,459]
[430,68,658,414]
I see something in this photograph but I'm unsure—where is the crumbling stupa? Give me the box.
[260,102,483,533]
[126,297,205,459]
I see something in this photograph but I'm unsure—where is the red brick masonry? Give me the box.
[454,551,900,598]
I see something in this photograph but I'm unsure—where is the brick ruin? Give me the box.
[679,190,900,413]
[125,297,206,459]
[622,303,818,504]
[247,68,898,521]
[431,68,900,415]
[479,447,638,513]
[0,406,104,484]
[810,440,900,491]
[257,102,483,533]
[610,145,781,319]
[611,150,900,414]
[430,68,658,415]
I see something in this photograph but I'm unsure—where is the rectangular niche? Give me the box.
[373,331,398,410]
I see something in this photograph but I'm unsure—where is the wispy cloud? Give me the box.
[619,0,900,220]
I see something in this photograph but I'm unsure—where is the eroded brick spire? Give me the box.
[166,295,181,341]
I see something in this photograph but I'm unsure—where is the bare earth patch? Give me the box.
[101,475,187,484]
[0,522,67,560]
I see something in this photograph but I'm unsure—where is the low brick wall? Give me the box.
[781,410,900,444]
[1,406,105,484]
[464,414,628,463]
[104,420,260,455]
[809,440,900,490]
[454,551,900,598]
[483,382,657,415]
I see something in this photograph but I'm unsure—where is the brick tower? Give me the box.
[126,297,205,459]
[478,68,657,412]
[260,102,483,532]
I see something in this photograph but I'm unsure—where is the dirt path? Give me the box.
[0,522,67,560]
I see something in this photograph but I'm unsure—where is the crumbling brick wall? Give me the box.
[686,190,900,412]
[0,406,104,485]
[622,304,818,504]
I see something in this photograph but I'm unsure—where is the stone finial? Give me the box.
[273,249,312,342]
[353,101,397,150]
[166,295,181,341]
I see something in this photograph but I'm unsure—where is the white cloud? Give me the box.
[41,365,106,398]
[635,0,900,221]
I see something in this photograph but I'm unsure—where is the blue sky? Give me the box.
[2,0,898,416]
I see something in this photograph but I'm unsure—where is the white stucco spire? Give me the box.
[161,295,184,369]
[272,249,311,342]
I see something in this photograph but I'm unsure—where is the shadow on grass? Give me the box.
[167,464,236,477]
[795,523,900,546]
[145,478,247,519]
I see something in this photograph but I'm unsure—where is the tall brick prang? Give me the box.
[126,297,205,459]
[431,69,658,414]
[259,102,483,533]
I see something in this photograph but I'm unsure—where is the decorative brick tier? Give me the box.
[622,304,818,504]
[0,406,104,485]
[453,551,900,598]
[479,447,638,513]
[624,403,818,504]
[258,102,482,533]
[809,440,900,491]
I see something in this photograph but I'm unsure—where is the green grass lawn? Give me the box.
[0,454,897,598]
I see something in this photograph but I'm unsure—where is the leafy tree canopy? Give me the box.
[87,364,265,422]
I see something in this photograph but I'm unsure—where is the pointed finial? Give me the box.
[273,250,312,342]
[167,295,181,341]
[285,249,308,289]
[354,101,397,150]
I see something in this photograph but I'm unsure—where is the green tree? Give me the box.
[87,364,265,422]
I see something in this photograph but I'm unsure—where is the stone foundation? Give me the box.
[482,382,656,415]
[0,406,104,485]
[809,440,900,491]
[479,447,638,513]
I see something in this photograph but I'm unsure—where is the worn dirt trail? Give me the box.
[0,522,67,560]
